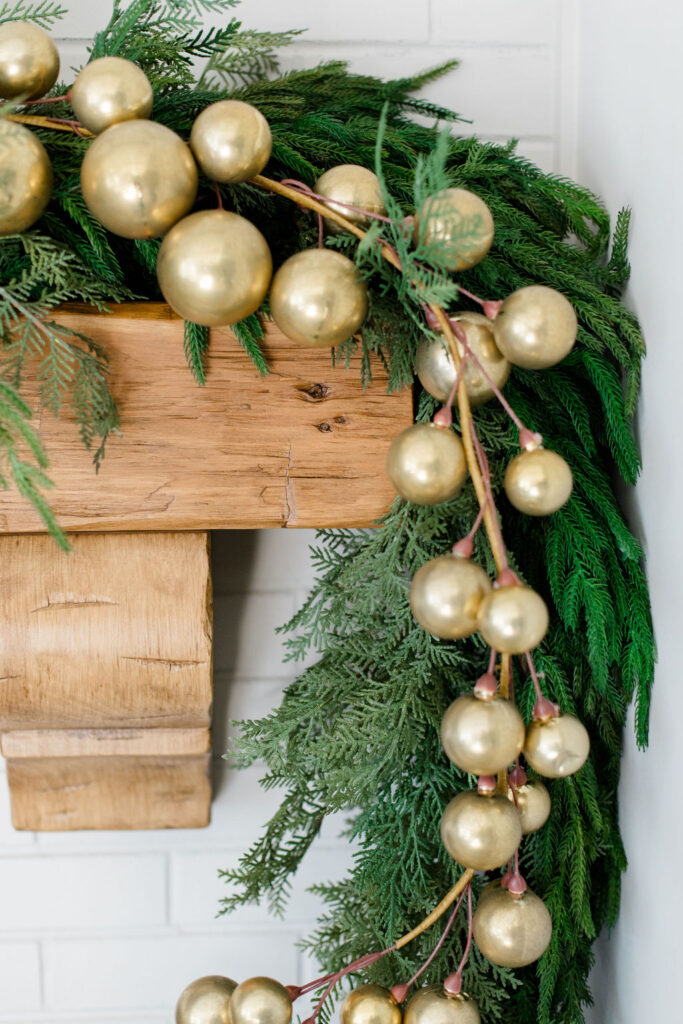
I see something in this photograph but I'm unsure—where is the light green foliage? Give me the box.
[0,0,65,27]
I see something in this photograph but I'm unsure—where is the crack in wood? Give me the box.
[119,656,208,669]
[31,595,119,613]
[284,443,296,527]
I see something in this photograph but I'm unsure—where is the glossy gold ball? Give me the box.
[0,120,52,236]
[477,584,548,654]
[190,100,272,183]
[80,119,198,239]
[157,209,272,326]
[387,423,467,505]
[270,248,367,347]
[315,164,386,233]
[70,56,153,134]
[230,978,292,1024]
[508,780,551,834]
[0,20,59,100]
[524,713,590,778]
[493,285,577,369]
[415,313,510,407]
[340,985,401,1024]
[441,694,525,775]
[176,975,237,1024]
[441,790,521,871]
[404,987,480,1024]
[410,554,490,639]
[505,447,573,516]
[473,884,552,967]
[416,188,494,272]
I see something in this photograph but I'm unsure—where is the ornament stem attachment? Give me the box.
[443,882,473,996]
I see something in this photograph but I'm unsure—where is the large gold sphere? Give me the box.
[176,975,237,1024]
[473,884,552,967]
[269,248,368,347]
[524,713,590,778]
[80,119,198,239]
[340,985,401,1024]
[157,209,272,326]
[441,790,521,871]
[410,554,490,639]
[416,188,494,272]
[70,56,153,134]
[0,20,59,100]
[0,120,52,236]
[441,694,525,775]
[477,584,548,654]
[415,313,510,407]
[315,164,386,233]
[508,780,551,834]
[230,978,292,1024]
[404,986,480,1024]
[387,423,467,506]
[190,100,272,183]
[493,285,577,369]
[504,447,573,516]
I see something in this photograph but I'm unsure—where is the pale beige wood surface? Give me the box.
[1,727,210,758]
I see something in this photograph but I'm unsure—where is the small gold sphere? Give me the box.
[387,423,467,506]
[441,790,522,871]
[410,554,490,639]
[473,884,552,967]
[340,985,401,1024]
[0,20,59,100]
[493,285,577,369]
[270,248,367,347]
[415,313,510,407]
[190,100,272,183]
[176,975,236,1024]
[508,780,551,834]
[157,209,272,326]
[70,56,153,134]
[315,164,386,233]
[404,987,480,1024]
[504,447,573,516]
[230,978,292,1024]
[0,120,52,236]
[441,694,525,775]
[416,188,494,272]
[477,584,549,654]
[524,713,590,778]
[80,119,198,239]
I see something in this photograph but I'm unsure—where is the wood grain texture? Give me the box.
[1,728,210,758]
[0,303,411,533]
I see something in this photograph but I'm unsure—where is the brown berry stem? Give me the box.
[443,882,474,996]
[394,886,467,999]
[6,112,94,136]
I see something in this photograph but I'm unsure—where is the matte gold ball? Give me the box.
[441,790,522,871]
[473,884,552,967]
[0,120,52,236]
[70,56,153,134]
[190,100,272,183]
[415,313,510,407]
[176,975,237,1024]
[270,248,368,347]
[524,713,590,778]
[505,447,573,516]
[0,20,59,100]
[340,985,401,1024]
[230,978,292,1024]
[80,119,198,239]
[404,987,480,1024]
[493,285,577,369]
[157,209,272,326]
[508,780,551,834]
[416,188,494,272]
[315,164,386,233]
[441,694,525,775]
[410,554,490,639]
[477,584,549,654]
[387,423,467,506]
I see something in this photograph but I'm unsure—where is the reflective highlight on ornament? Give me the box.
[415,313,510,407]
[387,423,467,506]
[176,975,236,1024]
[190,100,272,183]
[0,20,59,100]
[504,447,573,516]
[416,188,494,272]
[524,713,590,778]
[493,285,577,369]
[410,554,491,639]
[441,694,525,776]
[70,56,153,134]
[473,882,552,967]
[477,584,548,654]
[230,978,292,1024]
[315,164,386,233]
[340,984,401,1024]
[508,780,551,835]
[404,986,481,1024]
[0,120,52,236]
[440,790,521,871]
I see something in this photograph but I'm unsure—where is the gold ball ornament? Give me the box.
[493,285,577,369]
[505,447,573,516]
[473,883,552,968]
[70,56,153,134]
[477,584,549,654]
[441,694,525,776]
[508,780,551,835]
[80,119,198,239]
[315,164,386,233]
[415,188,494,272]
[0,20,59,100]
[524,713,590,778]
[410,554,490,639]
[340,985,401,1024]
[0,120,52,236]
[157,209,272,326]
[269,248,368,347]
[176,975,237,1024]
[190,100,272,183]
[404,987,480,1024]
[441,790,522,871]
[415,313,511,407]
[387,423,467,506]
[230,978,292,1024]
